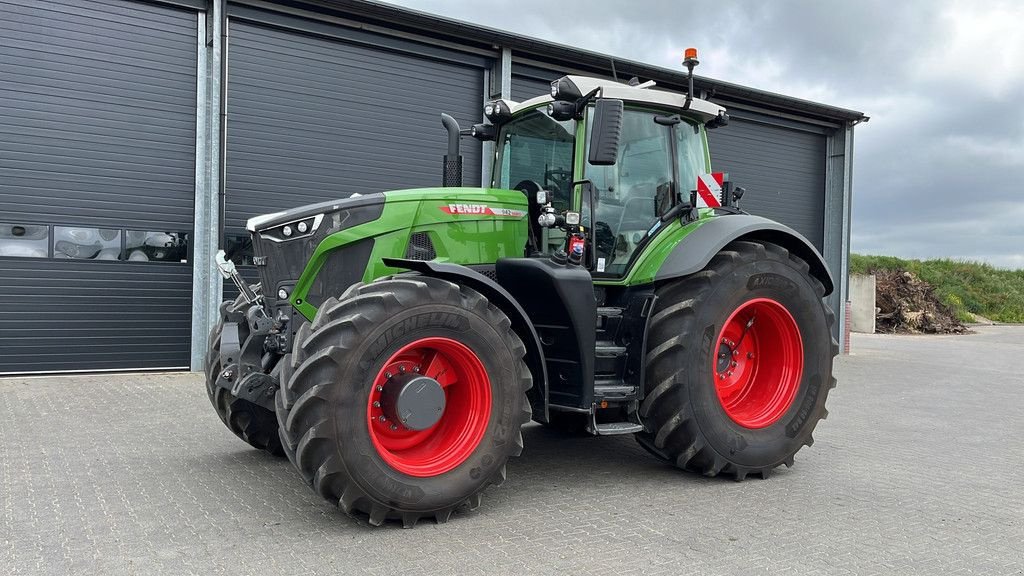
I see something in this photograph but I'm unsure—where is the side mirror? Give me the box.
[588,99,623,166]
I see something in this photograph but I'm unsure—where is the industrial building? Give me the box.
[0,0,865,373]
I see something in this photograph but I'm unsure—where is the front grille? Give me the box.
[405,232,437,260]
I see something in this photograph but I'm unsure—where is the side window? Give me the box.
[54,227,121,260]
[0,223,49,258]
[676,121,707,198]
[585,109,674,275]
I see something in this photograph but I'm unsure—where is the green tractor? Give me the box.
[205,52,837,527]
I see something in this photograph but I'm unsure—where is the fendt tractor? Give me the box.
[205,50,838,527]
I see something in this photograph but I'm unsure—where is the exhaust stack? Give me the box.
[440,113,463,187]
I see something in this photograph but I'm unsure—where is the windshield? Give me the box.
[492,109,576,208]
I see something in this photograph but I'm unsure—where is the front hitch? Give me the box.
[215,249,260,304]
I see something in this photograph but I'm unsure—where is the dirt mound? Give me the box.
[872,270,971,334]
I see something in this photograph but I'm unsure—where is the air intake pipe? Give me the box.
[440,113,463,187]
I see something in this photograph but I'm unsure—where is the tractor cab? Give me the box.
[474,74,728,277]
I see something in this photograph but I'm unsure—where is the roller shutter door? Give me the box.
[511,74,553,103]
[706,113,827,249]
[0,0,197,373]
[224,18,484,238]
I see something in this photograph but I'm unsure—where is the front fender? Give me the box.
[655,214,834,296]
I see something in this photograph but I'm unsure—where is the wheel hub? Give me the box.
[381,373,446,431]
[366,337,492,477]
[713,297,804,429]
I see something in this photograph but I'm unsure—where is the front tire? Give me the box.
[637,240,838,479]
[276,276,532,527]
[204,294,284,456]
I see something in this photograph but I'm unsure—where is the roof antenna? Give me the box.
[610,58,618,82]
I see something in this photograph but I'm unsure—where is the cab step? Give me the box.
[594,381,637,401]
[587,408,644,436]
[591,421,644,435]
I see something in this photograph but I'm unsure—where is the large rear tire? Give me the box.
[275,276,532,527]
[204,294,284,456]
[636,240,837,479]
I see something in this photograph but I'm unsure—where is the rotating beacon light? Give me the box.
[682,47,699,110]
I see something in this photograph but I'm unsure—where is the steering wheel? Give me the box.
[544,168,573,196]
[513,179,544,203]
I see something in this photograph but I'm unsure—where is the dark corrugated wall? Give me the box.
[224,20,485,233]
[706,113,827,250]
[0,0,197,373]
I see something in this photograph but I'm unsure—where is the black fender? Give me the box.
[382,258,549,422]
[655,214,834,296]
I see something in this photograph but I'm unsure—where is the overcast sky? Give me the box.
[384,0,1024,268]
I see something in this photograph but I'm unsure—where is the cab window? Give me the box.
[585,108,675,275]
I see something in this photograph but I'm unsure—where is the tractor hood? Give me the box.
[245,192,386,233]
[245,186,530,317]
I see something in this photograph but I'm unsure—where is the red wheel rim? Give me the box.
[713,297,804,429]
[367,337,491,477]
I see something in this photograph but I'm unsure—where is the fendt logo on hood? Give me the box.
[440,204,526,218]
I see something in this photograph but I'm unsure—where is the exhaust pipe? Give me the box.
[441,113,463,187]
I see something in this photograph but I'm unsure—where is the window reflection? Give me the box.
[223,234,255,266]
[54,227,121,260]
[0,223,49,258]
[125,231,189,262]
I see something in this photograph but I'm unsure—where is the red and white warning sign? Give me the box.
[695,172,725,208]
[440,204,526,218]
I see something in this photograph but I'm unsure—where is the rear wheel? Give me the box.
[636,240,837,479]
[204,294,284,456]
[276,276,532,527]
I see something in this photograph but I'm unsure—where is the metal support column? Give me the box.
[481,46,512,186]
[189,4,224,371]
[823,122,851,348]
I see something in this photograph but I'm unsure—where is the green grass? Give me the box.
[850,254,1024,323]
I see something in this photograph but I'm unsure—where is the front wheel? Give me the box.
[204,294,284,456]
[637,240,838,479]
[276,276,532,527]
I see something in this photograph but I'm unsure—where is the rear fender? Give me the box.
[381,258,549,423]
[655,214,834,296]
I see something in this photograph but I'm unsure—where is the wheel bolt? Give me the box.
[379,415,387,422]
[384,372,392,379]
[747,352,755,359]
[390,424,398,431]
[718,373,725,379]
[732,350,739,357]
[372,401,380,408]
[413,366,420,373]
[399,365,406,373]
[376,385,384,392]
[731,361,737,367]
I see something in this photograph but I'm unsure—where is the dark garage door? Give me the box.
[511,74,553,103]
[0,0,197,373]
[706,113,827,249]
[223,16,485,245]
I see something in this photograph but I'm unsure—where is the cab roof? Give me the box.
[510,75,726,122]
